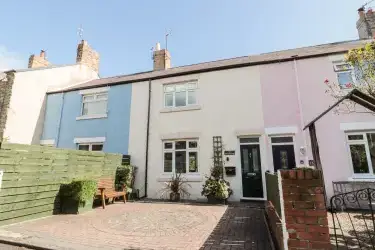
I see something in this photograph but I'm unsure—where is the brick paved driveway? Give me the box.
[0,202,271,250]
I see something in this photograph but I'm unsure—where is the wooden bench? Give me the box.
[96,177,126,209]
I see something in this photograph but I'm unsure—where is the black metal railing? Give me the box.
[265,171,281,218]
[330,188,375,249]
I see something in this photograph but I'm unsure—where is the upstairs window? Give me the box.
[333,62,355,89]
[164,82,197,108]
[81,92,108,116]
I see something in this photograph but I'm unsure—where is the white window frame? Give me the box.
[163,81,197,108]
[346,132,375,178]
[80,92,108,117]
[77,143,104,151]
[162,139,199,173]
[333,61,356,89]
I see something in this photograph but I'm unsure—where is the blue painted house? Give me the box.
[41,84,132,154]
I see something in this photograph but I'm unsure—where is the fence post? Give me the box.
[280,169,330,250]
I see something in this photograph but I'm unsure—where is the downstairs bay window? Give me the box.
[163,140,198,173]
[346,132,375,177]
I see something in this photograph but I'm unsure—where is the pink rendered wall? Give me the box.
[296,56,375,198]
[261,55,375,199]
[260,61,307,171]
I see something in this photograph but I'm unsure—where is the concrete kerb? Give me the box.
[0,238,54,250]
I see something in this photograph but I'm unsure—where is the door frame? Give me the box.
[268,134,297,173]
[237,136,266,200]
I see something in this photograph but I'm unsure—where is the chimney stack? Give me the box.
[28,50,50,69]
[357,7,375,39]
[153,42,171,71]
[76,40,100,73]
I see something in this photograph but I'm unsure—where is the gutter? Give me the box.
[144,79,152,198]
[47,50,355,95]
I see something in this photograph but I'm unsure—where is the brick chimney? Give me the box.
[357,7,375,39]
[153,42,171,71]
[76,40,100,73]
[28,50,50,69]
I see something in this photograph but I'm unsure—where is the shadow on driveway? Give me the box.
[200,202,272,250]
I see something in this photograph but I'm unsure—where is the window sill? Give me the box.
[76,114,108,120]
[157,173,203,182]
[348,176,375,182]
[160,105,201,113]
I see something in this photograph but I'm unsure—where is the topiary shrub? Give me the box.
[60,179,97,214]
[115,165,133,193]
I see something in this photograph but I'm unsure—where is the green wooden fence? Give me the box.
[265,172,282,218]
[0,143,122,226]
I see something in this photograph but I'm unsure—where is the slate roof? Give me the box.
[48,39,371,94]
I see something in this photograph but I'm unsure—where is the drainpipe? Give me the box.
[292,56,309,167]
[143,79,152,198]
[55,92,65,147]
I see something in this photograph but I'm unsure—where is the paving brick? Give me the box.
[0,202,271,250]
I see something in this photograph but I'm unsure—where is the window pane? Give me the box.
[83,95,94,101]
[164,85,175,93]
[189,152,198,172]
[271,137,293,144]
[335,63,350,71]
[164,153,173,172]
[164,142,173,149]
[164,93,173,107]
[187,82,197,89]
[349,144,369,174]
[240,137,259,144]
[175,151,186,173]
[92,144,103,151]
[367,133,375,173]
[175,84,186,92]
[188,91,196,105]
[337,72,353,88]
[189,141,198,148]
[83,100,107,115]
[175,141,186,150]
[175,91,186,107]
[348,134,364,140]
[82,103,89,115]
[96,93,108,100]
[78,145,89,151]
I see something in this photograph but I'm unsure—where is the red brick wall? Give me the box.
[265,201,284,250]
[280,169,330,250]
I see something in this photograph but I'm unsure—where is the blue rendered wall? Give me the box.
[41,84,132,154]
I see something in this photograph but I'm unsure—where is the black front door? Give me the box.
[240,144,263,198]
[272,145,296,172]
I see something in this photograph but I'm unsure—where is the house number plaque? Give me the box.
[224,150,235,155]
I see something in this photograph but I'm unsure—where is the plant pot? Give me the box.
[170,192,181,202]
[206,195,227,205]
[61,196,93,214]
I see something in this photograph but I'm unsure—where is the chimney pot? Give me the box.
[28,50,50,69]
[40,50,45,58]
[155,42,161,51]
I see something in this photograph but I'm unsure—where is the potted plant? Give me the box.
[201,166,233,204]
[115,165,134,198]
[60,179,97,214]
[160,172,191,202]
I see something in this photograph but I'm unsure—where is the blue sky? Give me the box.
[0,0,369,77]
